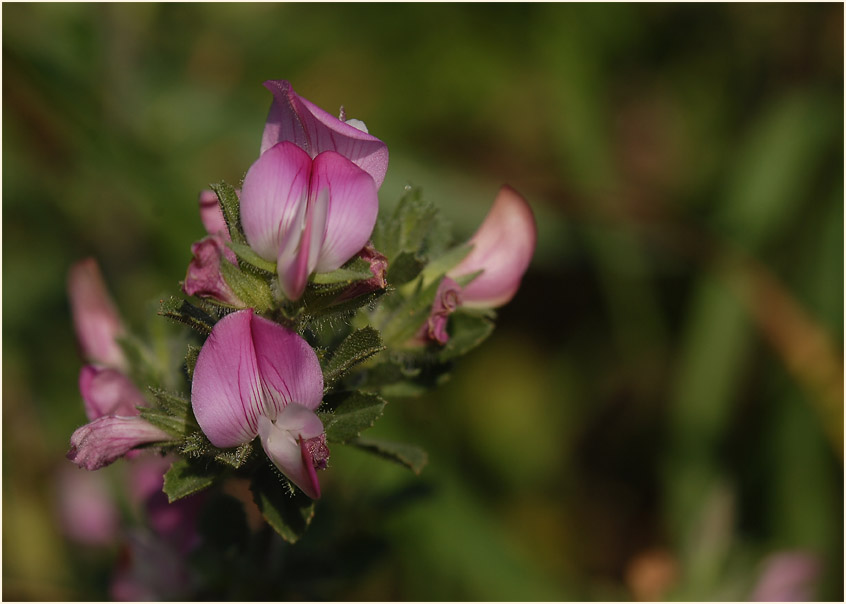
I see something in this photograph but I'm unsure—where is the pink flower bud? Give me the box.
[55,465,120,546]
[68,259,127,370]
[448,185,537,308]
[336,242,388,303]
[67,416,171,471]
[182,235,243,306]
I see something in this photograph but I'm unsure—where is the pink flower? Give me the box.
[261,79,389,188]
[67,416,172,471]
[336,242,389,303]
[447,185,537,308]
[79,365,146,420]
[418,186,536,345]
[240,141,379,301]
[68,259,127,371]
[191,309,328,499]
[183,191,242,306]
[750,551,821,602]
[55,465,121,547]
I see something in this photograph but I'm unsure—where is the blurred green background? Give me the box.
[3,3,843,600]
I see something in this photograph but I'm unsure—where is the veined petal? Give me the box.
[67,416,171,471]
[258,405,325,499]
[448,185,537,308]
[240,142,312,263]
[261,79,389,188]
[275,187,329,301]
[191,310,265,448]
[248,313,324,417]
[68,259,127,370]
[310,151,379,273]
[79,365,145,420]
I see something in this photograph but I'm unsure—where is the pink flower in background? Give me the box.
[419,185,537,344]
[184,190,243,306]
[261,79,389,188]
[447,185,537,308]
[79,365,146,420]
[240,141,379,300]
[55,465,121,547]
[192,309,328,498]
[68,259,128,371]
[750,551,822,602]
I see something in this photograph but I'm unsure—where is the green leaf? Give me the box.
[312,257,374,284]
[227,241,276,274]
[419,243,473,287]
[149,388,192,416]
[163,458,219,502]
[380,275,445,346]
[210,181,245,244]
[319,391,387,443]
[351,437,428,474]
[219,259,273,311]
[214,441,255,469]
[387,251,425,286]
[250,463,315,543]
[159,296,217,335]
[138,406,194,438]
[374,186,439,260]
[185,344,200,380]
[438,312,496,362]
[322,327,385,389]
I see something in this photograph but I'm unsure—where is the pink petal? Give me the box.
[275,187,329,301]
[751,551,821,602]
[240,141,312,264]
[420,277,463,345]
[67,416,171,470]
[336,242,389,302]
[257,405,325,499]
[68,259,127,370]
[261,79,389,188]
[448,185,537,308]
[191,310,264,447]
[310,151,380,273]
[79,365,145,420]
[182,235,243,306]
[249,313,324,416]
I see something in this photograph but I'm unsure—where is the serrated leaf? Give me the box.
[227,241,277,274]
[438,312,496,362]
[210,181,245,244]
[219,259,273,311]
[319,391,387,443]
[163,458,219,502]
[387,251,426,286]
[322,327,385,389]
[159,297,217,335]
[250,463,315,543]
[214,441,254,469]
[351,437,428,474]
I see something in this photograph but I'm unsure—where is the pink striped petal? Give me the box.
[79,365,145,420]
[68,259,127,370]
[311,151,379,273]
[448,185,537,308]
[240,142,312,264]
[248,313,324,417]
[191,310,264,448]
[261,80,389,188]
[258,404,326,499]
[67,416,171,470]
[275,187,329,301]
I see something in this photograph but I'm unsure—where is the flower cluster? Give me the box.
[65,80,537,547]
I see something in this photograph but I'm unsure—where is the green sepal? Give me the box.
[138,389,197,439]
[321,326,385,390]
[351,437,428,474]
[387,251,425,286]
[380,275,444,346]
[214,441,255,469]
[419,243,473,287]
[250,462,315,543]
[210,181,245,244]
[219,258,273,311]
[159,296,217,335]
[312,257,373,285]
[178,431,256,469]
[163,458,219,503]
[226,241,276,275]
[185,344,200,381]
[438,312,495,362]
[318,390,387,443]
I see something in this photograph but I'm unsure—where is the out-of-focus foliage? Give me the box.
[3,3,842,600]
